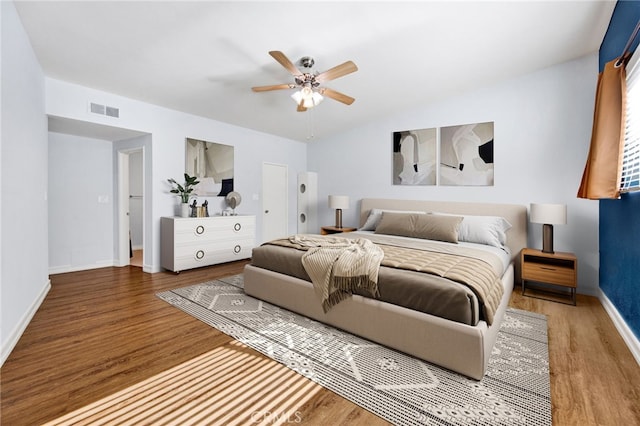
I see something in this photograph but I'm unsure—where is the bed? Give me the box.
[243,198,527,379]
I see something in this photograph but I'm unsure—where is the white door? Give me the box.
[116,151,130,266]
[262,163,288,242]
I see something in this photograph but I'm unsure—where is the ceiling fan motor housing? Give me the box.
[299,56,315,69]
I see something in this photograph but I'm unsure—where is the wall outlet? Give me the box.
[98,195,109,204]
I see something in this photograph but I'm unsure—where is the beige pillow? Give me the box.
[375,212,463,243]
[360,208,427,231]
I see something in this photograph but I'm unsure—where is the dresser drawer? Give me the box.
[173,238,254,270]
[173,217,255,243]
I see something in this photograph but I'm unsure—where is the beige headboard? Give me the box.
[359,198,528,280]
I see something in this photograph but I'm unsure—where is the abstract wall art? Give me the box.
[392,127,437,186]
[439,121,494,186]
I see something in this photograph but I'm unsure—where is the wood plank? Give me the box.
[1,263,639,425]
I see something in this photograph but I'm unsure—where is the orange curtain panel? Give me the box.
[577,57,628,199]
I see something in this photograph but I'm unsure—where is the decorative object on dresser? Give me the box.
[521,248,577,305]
[529,203,567,253]
[189,200,209,217]
[225,191,242,215]
[167,173,200,218]
[161,215,255,273]
[328,195,349,228]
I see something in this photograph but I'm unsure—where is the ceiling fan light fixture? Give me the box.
[291,89,323,108]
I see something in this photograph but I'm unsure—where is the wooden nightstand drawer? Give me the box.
[320,226,357,235]
[522,263,575,287]
[520,248,577,305]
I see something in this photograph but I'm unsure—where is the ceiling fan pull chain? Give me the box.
[306,108,315,140]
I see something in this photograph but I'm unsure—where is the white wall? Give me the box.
[1,1,49,364]
[45,78,308,272]
[309,53,600,295]
[48,132,114,273]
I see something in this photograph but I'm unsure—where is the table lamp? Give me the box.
[530,203,567,254]
[328,195,349,228]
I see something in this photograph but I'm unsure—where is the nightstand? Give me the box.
[521,248,577,305]
[320,226,357,235]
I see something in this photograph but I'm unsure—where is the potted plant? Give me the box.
[168,173,200,217]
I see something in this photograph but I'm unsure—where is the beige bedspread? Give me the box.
[266,234,503,325]
[272,235,384,312]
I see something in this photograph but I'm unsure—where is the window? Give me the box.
[621,52,640,192]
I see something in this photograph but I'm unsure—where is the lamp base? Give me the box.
[542,224,555,254]
[335,209,343,229]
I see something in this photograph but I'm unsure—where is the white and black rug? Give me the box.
[157,275,550,426]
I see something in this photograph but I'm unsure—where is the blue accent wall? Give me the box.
[599,0,640,341]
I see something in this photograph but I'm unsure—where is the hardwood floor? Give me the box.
[1,263,639,425]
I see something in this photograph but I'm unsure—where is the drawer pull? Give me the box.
[234,245,241,254]
[195,225,205,235]
[540,266,557,271]
[234,223,242,232]
[195,250,205,260]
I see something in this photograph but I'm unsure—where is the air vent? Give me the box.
[105,106,119,118]
[89,102,119,118]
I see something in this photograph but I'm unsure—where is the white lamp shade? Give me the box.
[291,90,323,108]
[328,195,349,209]
[530,203,567,225]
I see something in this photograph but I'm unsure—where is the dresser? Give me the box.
[161,215,255,272]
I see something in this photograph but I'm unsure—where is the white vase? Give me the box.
[180,203,190,218]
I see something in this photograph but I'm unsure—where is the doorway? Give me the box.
[117,147,145,268]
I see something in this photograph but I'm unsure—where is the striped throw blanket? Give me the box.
[278,235,384,312]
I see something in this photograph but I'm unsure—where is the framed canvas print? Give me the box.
[185,138,234,196]
[392,128,437,185]
[439,122,494,186]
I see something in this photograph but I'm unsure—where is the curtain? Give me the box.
[577,56,628,199]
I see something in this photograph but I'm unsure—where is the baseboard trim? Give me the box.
[599,289,640,367]
[1,279,51,367]
[49,260,115,275]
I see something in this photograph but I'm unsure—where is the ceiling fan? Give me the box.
[252,51,358,112]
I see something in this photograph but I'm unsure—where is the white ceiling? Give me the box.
[15,1,616,142]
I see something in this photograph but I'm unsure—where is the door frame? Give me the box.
[116,147,145,267]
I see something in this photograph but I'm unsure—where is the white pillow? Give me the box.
[360,208,427,231]
[431,212,512,248]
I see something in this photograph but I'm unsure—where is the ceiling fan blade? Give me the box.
[251,83,295,92]
[320,87,355,105]
[315,61,358,83]
[297,103,307,112]
[269,51,303,76]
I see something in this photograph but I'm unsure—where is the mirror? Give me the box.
[185,138,234,197]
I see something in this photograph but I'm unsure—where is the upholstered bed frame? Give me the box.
[244,198,527,379]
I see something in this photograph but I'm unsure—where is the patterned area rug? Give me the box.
[158,275,551,426]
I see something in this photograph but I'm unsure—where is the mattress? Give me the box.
[250,232,510,326]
